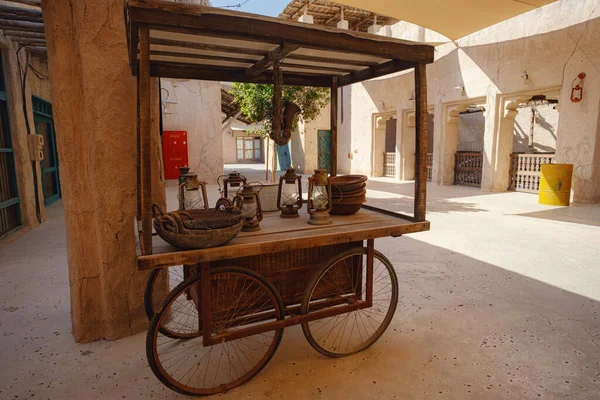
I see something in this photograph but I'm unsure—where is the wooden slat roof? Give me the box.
[279,0,397,32]
[126,0,435,87]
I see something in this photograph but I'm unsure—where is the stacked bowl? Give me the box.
[330,175,368,215]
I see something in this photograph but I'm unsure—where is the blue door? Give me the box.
[277,143,291,171]
[32,96,61,206]
[317,130,331,173]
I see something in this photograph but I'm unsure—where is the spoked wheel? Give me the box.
[144,265,186,321]
[147,267,285,396]
[300,247,398,358]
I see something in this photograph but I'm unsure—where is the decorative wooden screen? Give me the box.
[509,153,555,193]
[454,152,483,187]
[384,152,395,178]
[426,153,433,182]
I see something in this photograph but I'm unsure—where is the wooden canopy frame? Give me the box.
[125,0,433,255]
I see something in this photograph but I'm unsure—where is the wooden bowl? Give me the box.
[331,203,363,215]
[331,175,368,192]
[332,186,366,198]
[332,195,367,204]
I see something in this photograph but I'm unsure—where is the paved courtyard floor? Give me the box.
[1,168,599,399]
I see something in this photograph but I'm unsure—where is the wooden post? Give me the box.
[330,76,338,176]
[200,262,212,347]
[414,64,428,222]
[139,26,153,254]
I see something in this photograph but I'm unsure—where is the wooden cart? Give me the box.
[126,0,433,395]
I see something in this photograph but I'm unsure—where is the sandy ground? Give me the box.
[1,166,599,399]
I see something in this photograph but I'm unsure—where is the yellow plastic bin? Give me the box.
[539,164,573,206]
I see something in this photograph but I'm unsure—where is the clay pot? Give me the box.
[331,175,368,192]
[331,203,363,215]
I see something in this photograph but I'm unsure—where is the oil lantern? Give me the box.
[178,172,209,211]
[233,184,263,232]
[218,171,247,199]
[277,168,303,218]
[307,169,332,225]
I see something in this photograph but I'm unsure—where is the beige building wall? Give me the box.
[296,102,330,174]
[221,127,266,165]
[161,78,223,184]
[339,0,600,202]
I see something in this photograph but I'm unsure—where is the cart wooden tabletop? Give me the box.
[137,205,429,270]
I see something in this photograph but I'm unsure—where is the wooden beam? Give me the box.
[150,37,266,56]
[330,76,338,176]
[139,26,152,255]
[0,3,42,16]
[286,52,378,68]
[24,45,46,53]
[149,61,332,87]
[413,63,428,222]
[0,19,44,32]
[150,37,378,69]
[10,37,45,45]
[0,13,43,24]
[127,1,434,63]
[338,59,414,87]
[281,61,357,74]
[246,43,301,77]
[2,29,44,38]
[3,0,41,6]
[150,50,257,65]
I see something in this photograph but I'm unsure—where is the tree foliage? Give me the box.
[229,83,330,137]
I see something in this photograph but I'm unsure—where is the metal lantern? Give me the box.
[307,169,332,225]
[218,171,247,199]
[233,184,263,232]
[178,172,209,211]
[277,168,302,218]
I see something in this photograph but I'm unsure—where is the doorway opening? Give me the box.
[454,106,485,187]
[509,95,558,193]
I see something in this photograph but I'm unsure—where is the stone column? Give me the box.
[372,116,386,177]
[484,100,518,191]
[437,106,461,185]
[41,0,164,343]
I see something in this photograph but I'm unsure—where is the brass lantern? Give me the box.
[277,168,302,218]
[233,184,263,232]
[178,172,209,211]
[307,169,332,225]
[217,171,247,199]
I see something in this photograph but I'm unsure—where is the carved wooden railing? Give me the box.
[384,152,395,178]
[426,153,433,182]
[509,153,555,193]
[454,152,483,187]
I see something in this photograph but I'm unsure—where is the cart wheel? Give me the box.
[300,247,398,358]
[144,265,186,321]
[147,267,285,396]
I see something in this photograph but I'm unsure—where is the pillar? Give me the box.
[437,107,461,185]
[401,111,416,180]
[41,0,165,342]
[484,100,518,191]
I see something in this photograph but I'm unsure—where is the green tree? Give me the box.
[229,83,330,137]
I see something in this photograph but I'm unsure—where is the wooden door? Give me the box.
[317,130,331,173]
[33,96,61,206]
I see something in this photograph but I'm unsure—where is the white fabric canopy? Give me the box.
[332,0,557,40]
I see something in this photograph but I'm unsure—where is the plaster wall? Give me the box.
[340,0,600,202]
[161,78,223,184]
[296,102,330,174]
[42,0,165,343]
[513,104,558,153]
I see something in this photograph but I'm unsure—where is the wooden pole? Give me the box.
[139,26,153,255]
[330,76,338,176]
[0,19,44,31]
[2,30,44,38]
[3,0,41,6]
[272,140,277,183]
[414,64,428,222]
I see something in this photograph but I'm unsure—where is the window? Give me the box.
[236,136,263,163]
